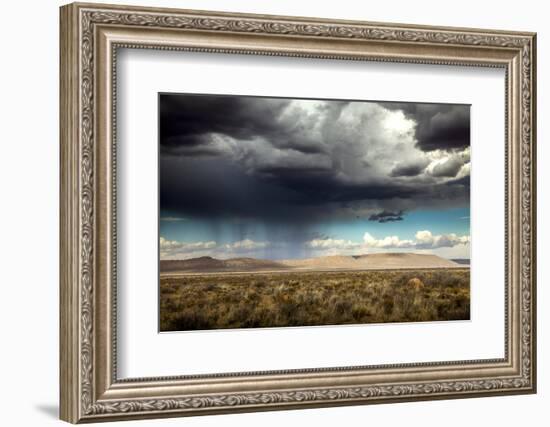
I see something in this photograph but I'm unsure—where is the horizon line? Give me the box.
[160,253,471,262]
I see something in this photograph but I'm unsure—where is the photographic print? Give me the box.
[159,93,471,332]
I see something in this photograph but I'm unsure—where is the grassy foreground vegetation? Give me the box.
[160,269,470,331]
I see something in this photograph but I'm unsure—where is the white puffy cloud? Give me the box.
[160,230,470,260]
[306,238,362,250]
[160,237,217,257]
[159,237,270,259]
[363,232,415,249]
[413,230,470,249]
[305,230,470,254]
[363,230,469,250]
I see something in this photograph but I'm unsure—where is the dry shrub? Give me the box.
[406,277,425,290]
[160,268,470,331]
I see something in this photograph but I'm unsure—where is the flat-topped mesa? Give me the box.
[281,253,461,270]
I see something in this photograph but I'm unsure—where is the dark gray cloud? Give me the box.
[368,210,404,223]
[160,155,421,223]
[159,94,470,224]
[390,158,430,177]
[386,103,470,152]
[160,93,330,156]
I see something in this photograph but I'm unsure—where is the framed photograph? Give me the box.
[60,2,537,423]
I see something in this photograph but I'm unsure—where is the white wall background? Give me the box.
[0,0,545,426]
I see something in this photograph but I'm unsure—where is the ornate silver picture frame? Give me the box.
[60,2,536,423]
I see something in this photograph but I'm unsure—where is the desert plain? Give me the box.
[160,253,470,331]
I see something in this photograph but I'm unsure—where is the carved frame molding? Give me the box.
[60,2,536,423]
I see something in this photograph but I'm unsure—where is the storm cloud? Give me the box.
[390,158,430,177]
[385,103,471,152]
[368,210,404,223]
[159,94,470,225]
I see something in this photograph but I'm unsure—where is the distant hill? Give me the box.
[161,253,464,274]
[160,256,287,273]
[282,253,461,270]
[451,258,470,265]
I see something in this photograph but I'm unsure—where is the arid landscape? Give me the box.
[159,95,471,332]
[160,253,470,331]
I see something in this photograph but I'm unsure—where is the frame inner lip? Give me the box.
[110,42,510,383]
